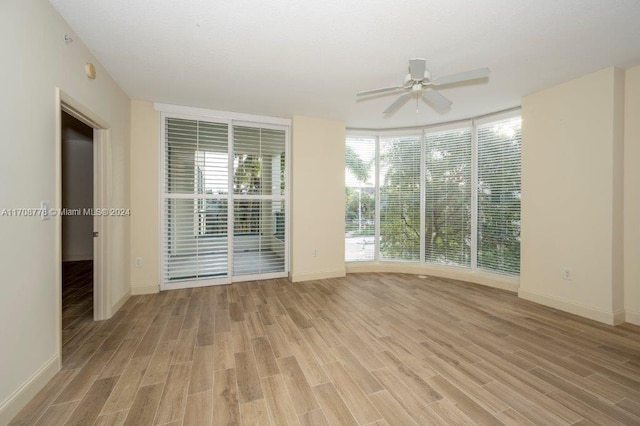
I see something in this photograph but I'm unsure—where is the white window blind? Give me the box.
[379,135,421,261]
[477,116,522,274]
[345,110,521,277]
[345,137,376,262]
[424,128,472,266]
[232,125,286,276]
[164,118,229,283]
[162,113,289,289]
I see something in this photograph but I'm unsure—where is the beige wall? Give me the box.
[290,116,346,281]
[130,101,160,294]
[625,65,640,325]
[519,67,625,324]
[0,0,130,422]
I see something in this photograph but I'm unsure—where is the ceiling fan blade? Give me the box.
[383,93,412,115]
[432,67,490,86]
[357,86,404,97]
[409,58,426,81]
[422,90,452,110]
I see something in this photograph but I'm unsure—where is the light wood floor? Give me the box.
[61,261,94,362]
[10,273,640,425]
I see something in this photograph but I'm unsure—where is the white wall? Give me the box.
[291,116,346,281]
[625,65,640,325]
[0,0,130,421]
[519,67,625,325]
[61,113,93,262]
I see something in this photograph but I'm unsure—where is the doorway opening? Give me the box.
[60,112,95,362]
[56,90,112,366]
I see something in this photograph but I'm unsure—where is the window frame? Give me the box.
[345,108,521,276]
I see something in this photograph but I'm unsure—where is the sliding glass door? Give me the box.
[232,125,287,277]
[161,114,289,290]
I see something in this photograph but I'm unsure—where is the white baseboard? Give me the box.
[613,309,626,326]
[112,290,131,313]
[625,309,640,326]
[131,284,159,295]
[345,262,519,293]
[290,268,346,283]
[518,289,619,325]
[0,355,59,425]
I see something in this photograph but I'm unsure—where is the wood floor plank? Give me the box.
[377,350,442,403]
[482,380,569,425]
[213,368,241,425]
[425,355,508,413]
[246,311,265,337]
[214,330,236,371]
[99,338,141,379]
[428,399,476,425]
[94,410,129,426]
[184,390,213,426]
[546,390,625,426]
[231,321,253,354]
[154,361,192,424]
[289,339,330,386]
[265,323,294,358]
[617,398,640,417]
[323,361,382,424]
[240,399,271,426]
[252,336,280,378]
[161,315,184,342]
[373,367,446,425]
[262,375,300,426]
[171,325,197,364]
[339,330,384,371]
[277,355,320,414]
[529,367,640,424]
[122,383,164,426]
[140,340,176,386]
[65,376,118,426]
[494,408,537,426]
[367,390,418,426]
[101,355,150,413]
[33,401,78,426]
[312,382,358,426]
[427,375,501,426]
[513,349,627,403]
[132,324,165,359]
[332,345,383,394]
[235,350,264,403]
[298,409,329,426]
[189,345,214,394]
[55,349,115,403]
[9,368,78,425]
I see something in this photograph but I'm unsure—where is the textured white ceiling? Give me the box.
[49,0,640,128]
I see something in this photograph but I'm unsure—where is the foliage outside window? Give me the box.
[345,138,376,261]
[344,113,521,276]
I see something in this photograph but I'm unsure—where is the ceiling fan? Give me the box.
[357,59,490,115]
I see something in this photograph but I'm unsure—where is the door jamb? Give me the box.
[55,88,112,366]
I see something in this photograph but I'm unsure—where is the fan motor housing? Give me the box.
[405,71,431,85]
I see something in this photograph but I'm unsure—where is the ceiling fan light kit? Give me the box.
[357,58,490,116]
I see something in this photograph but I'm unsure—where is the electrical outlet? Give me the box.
[135,257,143,267]
[313,249,318,257]
[562,267,572,280]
